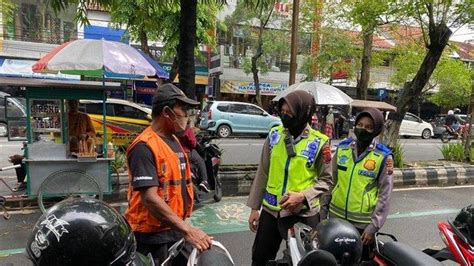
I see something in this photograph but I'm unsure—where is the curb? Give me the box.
[3,164,474,208]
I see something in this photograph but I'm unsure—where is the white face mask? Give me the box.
[166,107,189,133]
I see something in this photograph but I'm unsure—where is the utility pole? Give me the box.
[289,0,300,85]
[310,0,323,80]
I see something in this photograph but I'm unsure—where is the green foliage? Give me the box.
[226,0,288,76]
[111,146,126,173]
[301,28,358,82]
[440,143,465,162]
[109,1,221,59]
[1,0,16,24]
[430,59,473,108]
[389,43,425,87]
[392,141,405,168]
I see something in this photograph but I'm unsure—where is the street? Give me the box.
[0,137,445,177]
[0,186,471,265]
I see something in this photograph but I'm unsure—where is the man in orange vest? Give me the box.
[125,83,213,264]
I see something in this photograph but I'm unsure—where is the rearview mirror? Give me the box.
[261,112,268,116]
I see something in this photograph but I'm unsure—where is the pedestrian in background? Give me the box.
[327,107,393,260]
[325,107,335,140]
[246,90,333,266]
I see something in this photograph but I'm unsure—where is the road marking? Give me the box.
[388,209,459,219]
[394,185,474,191]
[0,248,24,257]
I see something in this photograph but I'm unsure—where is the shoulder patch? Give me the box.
[338,137,353,147]
[322,144,332,164]
[375,143,392,156]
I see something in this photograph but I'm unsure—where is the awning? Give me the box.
[351,99,397,112]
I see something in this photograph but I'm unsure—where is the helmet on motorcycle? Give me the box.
[448,110,454,115]
[450,204,474,246]
[314,218,362,265]
[188,240,234,266]
[26,198,152,266]
[454,108,461,114]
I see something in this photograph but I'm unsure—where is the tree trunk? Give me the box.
[179,0,197,99]
[139,28,151,57]
[463,72,474,161]
[384,24,452,148]
[252,34,264,107]
[167,56,179,84]
[356,28,373,100]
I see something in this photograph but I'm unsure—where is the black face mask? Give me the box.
[281,114,306,136]
[354,128,376,146]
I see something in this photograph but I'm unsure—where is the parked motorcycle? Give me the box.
[423,205,473,266]
[191,133,223,205]
[271,219,441,266]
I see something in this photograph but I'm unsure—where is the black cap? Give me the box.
[152,83,199,106]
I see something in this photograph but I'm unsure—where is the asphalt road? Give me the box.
[214,137,445,165]
[0,137,446,177]
[0,185,471,265]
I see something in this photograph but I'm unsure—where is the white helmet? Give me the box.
[448,110,454,115]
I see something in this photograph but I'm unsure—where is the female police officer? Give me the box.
[246,90,333,266]
[328,107,393,259]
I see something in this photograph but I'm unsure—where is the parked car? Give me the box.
[0,92,26,137]
[199,101,281,138]
[79,98,151,146]
[399,112,434,139]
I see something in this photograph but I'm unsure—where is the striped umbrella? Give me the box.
[32,39,162,79]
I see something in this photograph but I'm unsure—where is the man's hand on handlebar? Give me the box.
[184,225,213,252]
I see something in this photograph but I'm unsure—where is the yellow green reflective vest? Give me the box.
[329,138,392,224]
[262,125,329,212]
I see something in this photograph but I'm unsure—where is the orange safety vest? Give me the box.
[124,126,194,233]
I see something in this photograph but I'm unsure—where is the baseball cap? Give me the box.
[152,83,199,106]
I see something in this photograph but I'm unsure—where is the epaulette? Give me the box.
[338,137,353,148]
[375,143,392,156]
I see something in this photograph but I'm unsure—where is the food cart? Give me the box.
[2,77,122,212]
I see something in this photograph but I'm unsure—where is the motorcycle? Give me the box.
[423,205,473,266]
[191,133,223,205]
[441,124,468,143]
[271,219,441,266]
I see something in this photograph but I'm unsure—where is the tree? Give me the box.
[383,0,473,148]
[430,59,472,109]
[226,0,289,106]
[335,0,403,100]
[49,0,270,100]
[109,2,220,83]
[301,27,357,83]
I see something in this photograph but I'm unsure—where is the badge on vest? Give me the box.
[263,191,278,206]
[269,130,281,151]
[301,139,320,167]
[363,159,377,171]
[358,169,377,178]
[338,155,349,165]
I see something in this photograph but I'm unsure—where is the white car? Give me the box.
[399,112,433,139]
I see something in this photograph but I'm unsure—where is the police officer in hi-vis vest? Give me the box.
[247,90,333,266]
[328,107,394,259]
[124,84,213,264]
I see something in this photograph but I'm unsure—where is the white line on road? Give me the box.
[394,184,474,191]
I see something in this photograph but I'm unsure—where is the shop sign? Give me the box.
[221,80,288,96]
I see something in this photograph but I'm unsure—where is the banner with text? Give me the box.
[221,80,288,96]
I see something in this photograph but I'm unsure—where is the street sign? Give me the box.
[376,88,388,101]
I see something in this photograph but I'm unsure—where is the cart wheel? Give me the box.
[37,169,103,214]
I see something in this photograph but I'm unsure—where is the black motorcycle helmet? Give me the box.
[450,204,474,246]
[26,198,152,266]
[314,218,362,266]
